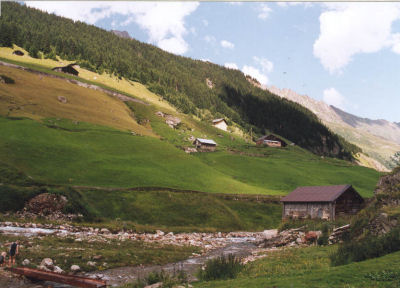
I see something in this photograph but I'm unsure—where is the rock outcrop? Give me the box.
[25,193,68,215]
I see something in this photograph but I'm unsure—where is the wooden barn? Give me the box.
[52,63,79,76]
[193,138,217,152]
[281,185,364,220]
[212,118,228,131]
[12,50,24,56]
[256,134,287,147]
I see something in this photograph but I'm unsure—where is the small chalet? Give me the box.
[212,118,228,132]
[12,50,24,56]
[52,63,79,76]
[281,185,364,220]
[256,134,287,147]
[193,138,217,152]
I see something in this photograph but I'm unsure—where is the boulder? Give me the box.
[22,259,30,266]
[87,261,96,267]
[57,96,68,104]
[25,193,68,215]
[100,228,111,234]
[165,115,181,128]
[53,266,64,274]
[40,258,54,270]
[70,265,81,272]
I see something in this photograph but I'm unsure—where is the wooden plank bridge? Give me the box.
[8,267,107,288]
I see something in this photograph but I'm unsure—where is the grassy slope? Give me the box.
[0,64,154,136]
[195,246,400,288]
[195,148,379,197]
[0,117,380,197]
[0,117,268,195]
[0,46,178,112]
[79,188,281,232]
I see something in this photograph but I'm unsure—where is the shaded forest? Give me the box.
[0,2,360,159]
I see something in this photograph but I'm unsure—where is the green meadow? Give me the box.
[0,117,379,197]
[194,246,400,288]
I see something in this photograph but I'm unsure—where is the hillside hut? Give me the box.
[193,138,217,152]
[52,63,79,76]
[212,118,228,131]
[256,134,287,147]
[12,50,24,56]
[281,185,364,220]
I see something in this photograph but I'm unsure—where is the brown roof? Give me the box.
[281,185,353,203]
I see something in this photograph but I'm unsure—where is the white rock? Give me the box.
[100,228,110,234]
[22,259,30,266]
[40,258,54,269]
[87,261,96,267]
[53,266,64,274]
[70,265,81,272]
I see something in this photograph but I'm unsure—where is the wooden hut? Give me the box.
[12,50,24,56]
[256,134,287,147]
[212,118,228,131]
[52,63,79,76]
[281,185,364,220]
[193,138,217,152]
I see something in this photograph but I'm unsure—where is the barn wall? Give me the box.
[283,202,332,220]
[335,189,364,216]
[213,121,227,131]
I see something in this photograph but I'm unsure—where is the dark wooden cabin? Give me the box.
[193,138,217,152]
[281,185,364,220]
[256,134,287,147]
[12,50,24,56]
[52,64,79,76]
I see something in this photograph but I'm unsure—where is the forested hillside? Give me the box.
[0,2,360,159]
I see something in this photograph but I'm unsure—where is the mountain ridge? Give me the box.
[267,85,400,171]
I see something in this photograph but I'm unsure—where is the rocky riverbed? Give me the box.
[0,221,328,287]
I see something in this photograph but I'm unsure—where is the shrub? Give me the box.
[365,270,400,282]
[198,254,243,281]
[330,227,400,266]
[317,223,330,246]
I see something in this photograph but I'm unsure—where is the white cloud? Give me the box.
[204,35,216,43]
[220,40,235,49]
[323,88,346,109]
[25,1,199,55]
[277,2,312,8]
[242,65,269,86]
[224,62,239,70]
[202,19,209,27]
[229,2,243,6]
[314,3,400,73]
[253,56,274,73]
[258,3,272,20]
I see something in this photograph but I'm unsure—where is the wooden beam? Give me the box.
[8,267,106,288]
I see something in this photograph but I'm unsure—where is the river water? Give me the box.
[0,226,274,287]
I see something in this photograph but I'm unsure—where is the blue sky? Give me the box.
[25,2,400,122]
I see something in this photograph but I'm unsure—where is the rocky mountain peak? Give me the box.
[111,30,131,39]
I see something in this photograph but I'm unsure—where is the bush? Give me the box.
[365,270,400,282]
[198,254,243,281]
[317,223,330,246]
[330,227,400,266]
